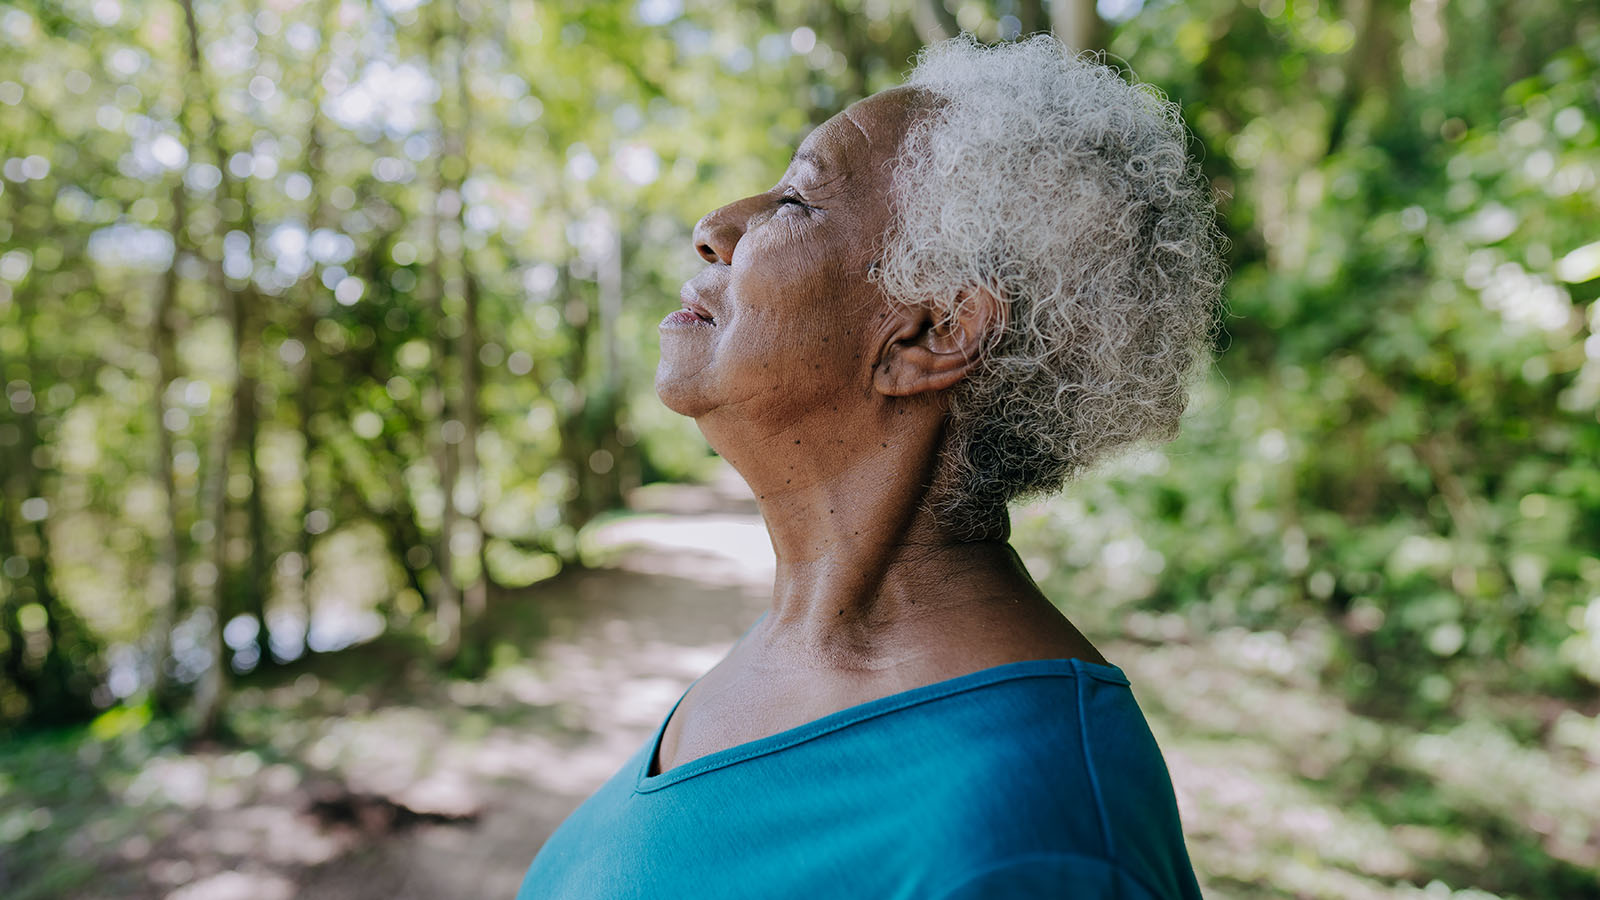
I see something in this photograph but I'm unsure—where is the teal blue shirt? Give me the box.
[518,658,1201,899]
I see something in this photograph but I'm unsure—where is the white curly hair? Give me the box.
[874,34,1225,533]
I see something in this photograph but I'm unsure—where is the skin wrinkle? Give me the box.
[841,106,874,151]
[789,166,848,204]
[647,39,1218,776]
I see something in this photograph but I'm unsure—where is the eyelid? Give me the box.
[777,188,811,209]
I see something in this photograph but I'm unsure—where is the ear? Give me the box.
[873,287,1005,398]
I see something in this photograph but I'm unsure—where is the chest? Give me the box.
[652,667,889,775]
[649,615,1101,775]
[526,745,1019,900]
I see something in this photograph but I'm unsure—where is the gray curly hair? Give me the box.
[874,35,1225,532]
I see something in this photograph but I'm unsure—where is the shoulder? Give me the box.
[904,666,1200,898]
[922,660,1158,794]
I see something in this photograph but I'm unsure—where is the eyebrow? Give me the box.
[790,151,827,174]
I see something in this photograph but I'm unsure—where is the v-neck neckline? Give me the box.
[634,656,1128,793]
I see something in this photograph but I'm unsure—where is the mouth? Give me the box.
[682,299,715,325]
[662,289,717,330]
[681,286,717,324]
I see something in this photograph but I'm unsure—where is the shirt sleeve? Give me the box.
[933,853,1166,900]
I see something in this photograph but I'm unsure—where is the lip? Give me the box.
[680,287,716,323]
[662,286,717,330]
[660,308,712,329]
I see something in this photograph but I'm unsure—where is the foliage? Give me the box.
[1016,0,1600,718]
[0,0,921,729]
[1,0,1599,894]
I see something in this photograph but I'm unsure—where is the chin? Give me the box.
[654,329,715,418]
[654,359,715,419]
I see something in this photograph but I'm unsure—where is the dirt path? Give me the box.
[296,497,777,899]
[54,474,776,900]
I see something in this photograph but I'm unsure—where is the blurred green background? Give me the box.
[2,0,1598,897]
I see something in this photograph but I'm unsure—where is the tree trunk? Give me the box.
[239,371,271,669]
[150,180,188,707]
[197,0,273,677]
[1325,0,1396,156]
[179,0,266,735]
[287,0,341,664]
[0,186,100,726]
[453,3,491,631]
[194,358,235,738]
[1050,0,1101,53]
[1017,0,1047,36]
[424,5,462,660]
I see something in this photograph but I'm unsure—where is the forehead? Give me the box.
[789,88,921,180]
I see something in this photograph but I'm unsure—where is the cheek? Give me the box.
[721,308,877,415]
[717,219,881,388]
[728,229,853,335]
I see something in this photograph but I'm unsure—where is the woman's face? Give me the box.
[656,89,919,433]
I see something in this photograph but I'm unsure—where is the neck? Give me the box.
[701,399,1032,671]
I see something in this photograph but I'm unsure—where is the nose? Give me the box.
[692,199,749,265]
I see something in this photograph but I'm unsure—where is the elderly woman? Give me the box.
[520,34,1222,899]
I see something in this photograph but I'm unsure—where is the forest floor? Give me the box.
[4,471,1598,900]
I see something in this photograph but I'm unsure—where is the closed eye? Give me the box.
[777,189,812,211]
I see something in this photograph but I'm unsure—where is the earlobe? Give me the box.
[872,287,1004,398]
